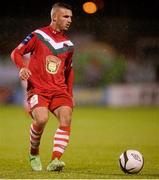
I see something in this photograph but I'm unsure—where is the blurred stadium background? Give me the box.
[0,0,159,106]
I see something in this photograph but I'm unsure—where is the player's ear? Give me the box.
[52,14,57,22]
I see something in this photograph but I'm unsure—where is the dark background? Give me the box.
[0,0,159,54]
[1,0,159,18]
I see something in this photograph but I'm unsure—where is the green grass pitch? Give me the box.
[0,105,159,179]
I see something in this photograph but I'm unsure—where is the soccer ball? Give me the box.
[119,149,144,174]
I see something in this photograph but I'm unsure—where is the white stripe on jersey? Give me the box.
[34,29,73,50]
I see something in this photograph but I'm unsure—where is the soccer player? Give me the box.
[11,3,74,172]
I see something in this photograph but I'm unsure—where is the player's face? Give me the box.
[54,8,72,31]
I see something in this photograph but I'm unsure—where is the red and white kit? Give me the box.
[11,26,74,112]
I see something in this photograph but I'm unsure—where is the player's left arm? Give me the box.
[65,51,74,97]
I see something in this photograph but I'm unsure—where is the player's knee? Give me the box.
[36,114,48,126]
[39,116,48,126]
[32,107,49,126]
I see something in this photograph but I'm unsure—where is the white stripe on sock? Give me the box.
[56,128,67,133]
[54,140,68,146]
[54,134,69,140]
[53,147,65,153]
[30,130,42,139]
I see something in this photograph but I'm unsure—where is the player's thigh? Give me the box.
[28,94,50,124]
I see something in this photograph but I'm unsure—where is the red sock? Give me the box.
[52,126,70,160]
[30,123,43,155]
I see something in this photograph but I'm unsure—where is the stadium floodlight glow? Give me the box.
[82,1,97,14]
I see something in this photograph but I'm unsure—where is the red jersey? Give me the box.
[11,26,74,96]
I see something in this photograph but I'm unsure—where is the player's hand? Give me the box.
[19,67,32,80]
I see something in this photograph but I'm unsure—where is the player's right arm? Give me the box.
[11,33,36,80]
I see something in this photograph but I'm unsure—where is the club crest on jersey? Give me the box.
[46,55,61,74]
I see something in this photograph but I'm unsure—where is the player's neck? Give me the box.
[50,23,63,33]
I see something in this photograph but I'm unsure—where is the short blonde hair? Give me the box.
[50,2,72,19]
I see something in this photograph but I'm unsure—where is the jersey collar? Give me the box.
[48,26,64,35]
